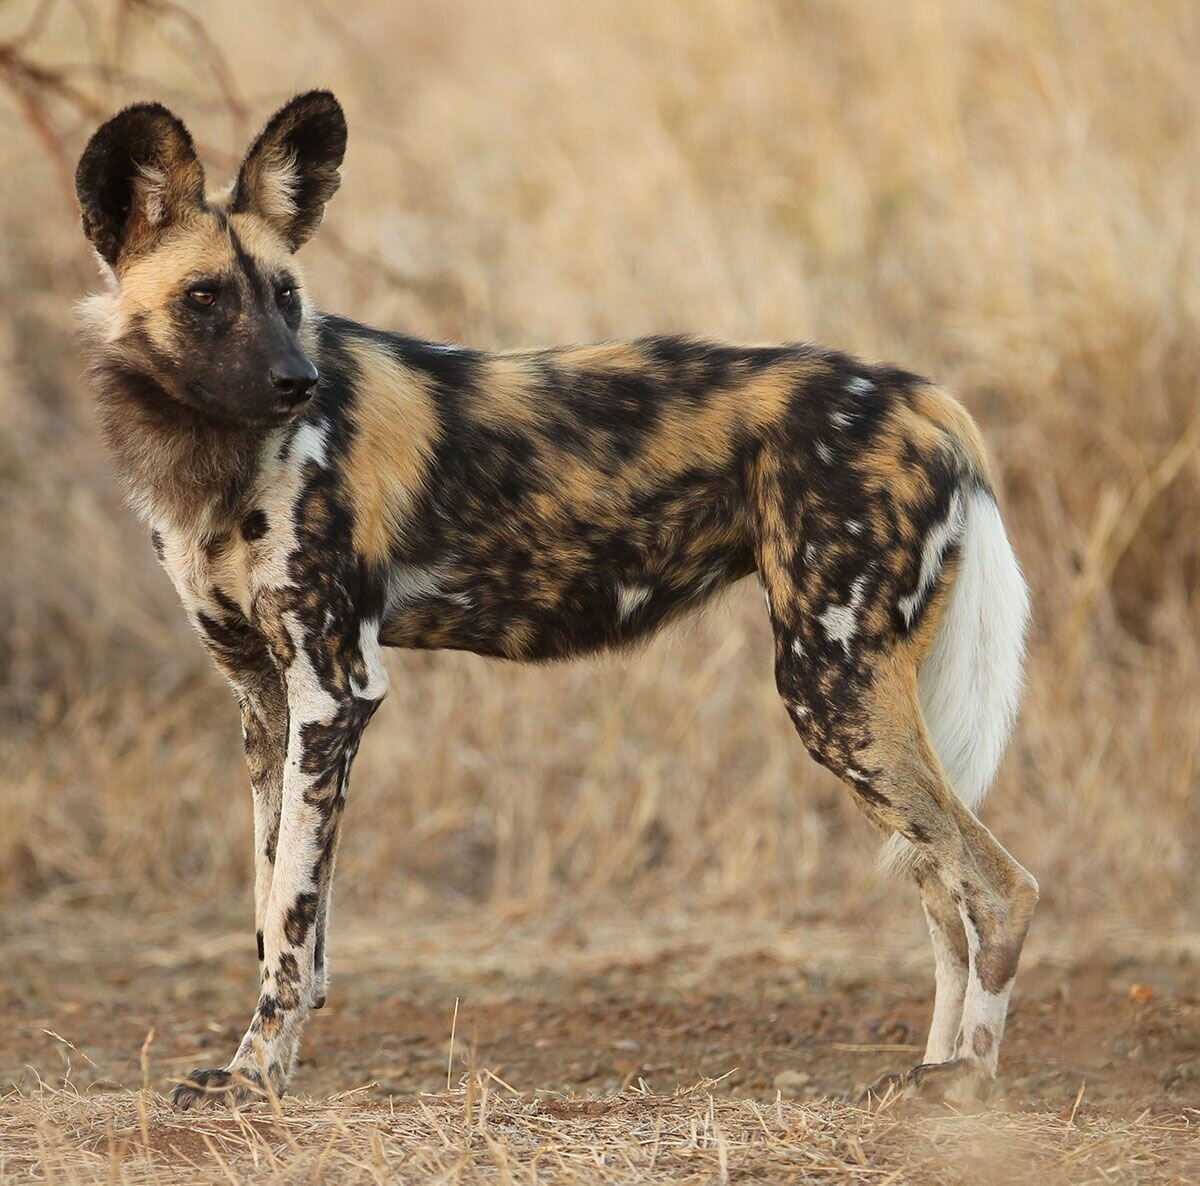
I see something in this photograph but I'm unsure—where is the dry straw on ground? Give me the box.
[4,1078,1196,1185]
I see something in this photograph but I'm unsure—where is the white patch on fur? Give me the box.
[386,562,450,612]
[830,410,854,430]
[897,488,965,627]
[818,575,867,656]
[282,613,340,728]
[792,637,804,658]
[76,284,120,347]
[135,163,169,226]
[846,376,875,396]
[256,149,301,227]
[350,619,390,701]
[617,583,652,620]
[922,903,970,1063]
[880,487,1030,875]
[291,421,329,469]
[846,519,864,536]
[815,440,834,465]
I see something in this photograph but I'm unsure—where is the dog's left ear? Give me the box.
[231,90,347,251]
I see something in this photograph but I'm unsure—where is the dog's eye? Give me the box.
[188,289,216,307]
[277,287,293,307]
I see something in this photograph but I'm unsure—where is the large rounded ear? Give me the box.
[231,90,347,252]
[75,103,205,268]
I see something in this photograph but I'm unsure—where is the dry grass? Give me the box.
[5,1078,1196,1186]
[2,0,1199,1181]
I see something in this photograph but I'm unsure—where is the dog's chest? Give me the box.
[156,526,265,631]
[153,426,318,633]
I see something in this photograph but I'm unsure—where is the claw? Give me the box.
[169,1066,265,1111]
[860,1059,992,1114]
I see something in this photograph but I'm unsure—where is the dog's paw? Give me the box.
[859,1058,992,1114]
[169,1066,266,1111]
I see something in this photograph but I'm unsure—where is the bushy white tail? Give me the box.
[881,485,1030,873]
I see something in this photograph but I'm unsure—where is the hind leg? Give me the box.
[777,648,1036,1108]
[917,868,970,1064]
[860,866,973,1107]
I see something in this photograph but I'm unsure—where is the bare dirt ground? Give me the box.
[3,903,1198,1182]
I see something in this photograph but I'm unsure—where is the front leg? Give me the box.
[172,621,386,1109]
[239,687,286,983]
[181,584,290,991]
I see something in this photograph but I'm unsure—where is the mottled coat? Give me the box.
[75,92,1036,1111]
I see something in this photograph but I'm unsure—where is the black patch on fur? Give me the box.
[283,892,319,947]
[852,782,892,810]
[228,227,269,305]
[241,509,269,541]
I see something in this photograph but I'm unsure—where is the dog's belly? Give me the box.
[379,542,755,661]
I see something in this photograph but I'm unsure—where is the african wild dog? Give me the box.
[75,91,1035,1111]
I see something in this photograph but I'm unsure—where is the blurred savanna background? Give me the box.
[2,1,1199,1182]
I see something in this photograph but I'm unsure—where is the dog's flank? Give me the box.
[75,90,1035,1112]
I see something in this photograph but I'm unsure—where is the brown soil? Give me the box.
[4,905,1198,1121]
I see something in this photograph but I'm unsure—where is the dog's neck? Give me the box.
[89,351,276,540]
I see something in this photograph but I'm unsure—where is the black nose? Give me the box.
[270,359,319,405]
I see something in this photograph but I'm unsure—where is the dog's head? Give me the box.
[76,91,346,425]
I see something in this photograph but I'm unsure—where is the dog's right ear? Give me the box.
[75,103,206,268]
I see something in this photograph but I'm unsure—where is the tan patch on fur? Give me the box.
[748,449,793,615]
[471,357,547,432]
[227,212,296,275]
[910,383,993,486]
[499,619,536,658]
[638,355,818,482]
[859,414,941,520]
[342,337,440,566]
[473,344,651,435]
[112,213,234,351]
[546,342,653,371]
[467,347,820,531]
[892,547,962,671]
